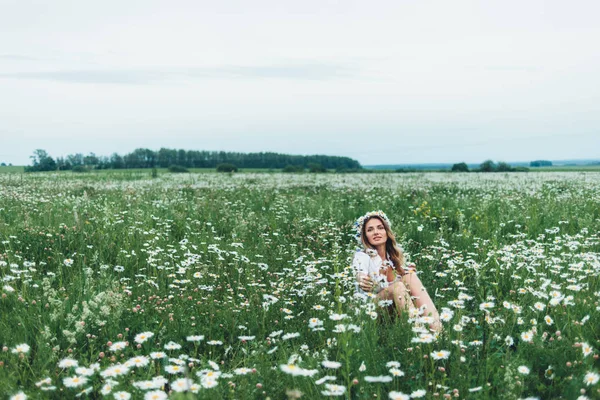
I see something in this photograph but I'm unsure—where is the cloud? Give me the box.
[0,62,356,85]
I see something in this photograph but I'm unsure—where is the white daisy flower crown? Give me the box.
[353,210,391,244]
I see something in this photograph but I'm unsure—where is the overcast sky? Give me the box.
[1,0,599,166]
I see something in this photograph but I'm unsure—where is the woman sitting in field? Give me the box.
[352,210,441,332]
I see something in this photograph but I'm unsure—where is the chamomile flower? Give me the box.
[322,360,342,369]
[321,383,346,396]
[171,378,194,392]
[582,342,594,357]
[520,330,534,343]
[388,392,410,400]
[63,375,88,388]
[163,341,182,350]
[518,366,530,375]
[58,358,79,368]
[11,344,30,354]
[134,332,154,344]
[583,372,599,386]
[144,391,167,400]
[430,350,451,360]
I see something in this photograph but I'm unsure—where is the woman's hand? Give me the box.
[358,273,375,292]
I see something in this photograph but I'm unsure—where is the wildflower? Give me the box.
[322,360,342,369]
[533,302,546,311]
[282,332,301,340]
[63,376,88,388]
[164,365,185,374]
[439,308,454,322]
[63,259,74,267]
[58,358,79,368]
[410,389,427,398]
[521,330,534,343]
[386,361,400,368]
[544,365,555,379]
[238,336,255,341]
[582,342,593,357]
[164,341,182,350]
[359,361,366,372]
[468,387,483,392]
[9,392,27,400]
[134,332,154,344]
[279,364,318,377]
[144,391,167,400]
[75,367,95,376]
[126,356,149,368]
[583,372,599,386]
[207,360,220,370]
[364,375,393,383]
[201,379,218,389]
[206,340,223,346]
[133,380,161,390]
[171,378,193,392]
[186,335,204,342]
[114,265,125,272]
[518,366,530,375]
[329,313,348,321]
[389,368,405,377]
[430,350,451,360]
[321,383,346,396]
[233,367,252,375]
[101,364,130,378]
[197,369,221,380]
[109,341,127,352]
[505,336,514,346]
[388,391,410,400]
[479,302,494,311]
[150,352,167,359]
[35,378,52,387]
[315,376,337,385]
[100,383,113,395]
[113,392,131,400]
[11,344,30,354]
[308,318,323,328]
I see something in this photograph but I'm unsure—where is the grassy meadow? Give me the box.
[1,171,599,399]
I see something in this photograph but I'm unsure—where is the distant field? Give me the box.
[530,164,600,172]
[0,165,25,173]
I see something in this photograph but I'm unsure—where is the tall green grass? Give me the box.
[0,171,599,399]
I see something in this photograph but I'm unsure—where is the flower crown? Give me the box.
[353,210,391,244]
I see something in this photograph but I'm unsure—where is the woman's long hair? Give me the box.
[360,216,407,275]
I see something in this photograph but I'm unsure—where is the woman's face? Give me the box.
[364,217,387,247]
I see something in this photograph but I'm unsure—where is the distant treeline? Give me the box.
[25,148,362,172]
[450,160,529,172]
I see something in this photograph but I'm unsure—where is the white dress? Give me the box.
[352,250,401,297]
